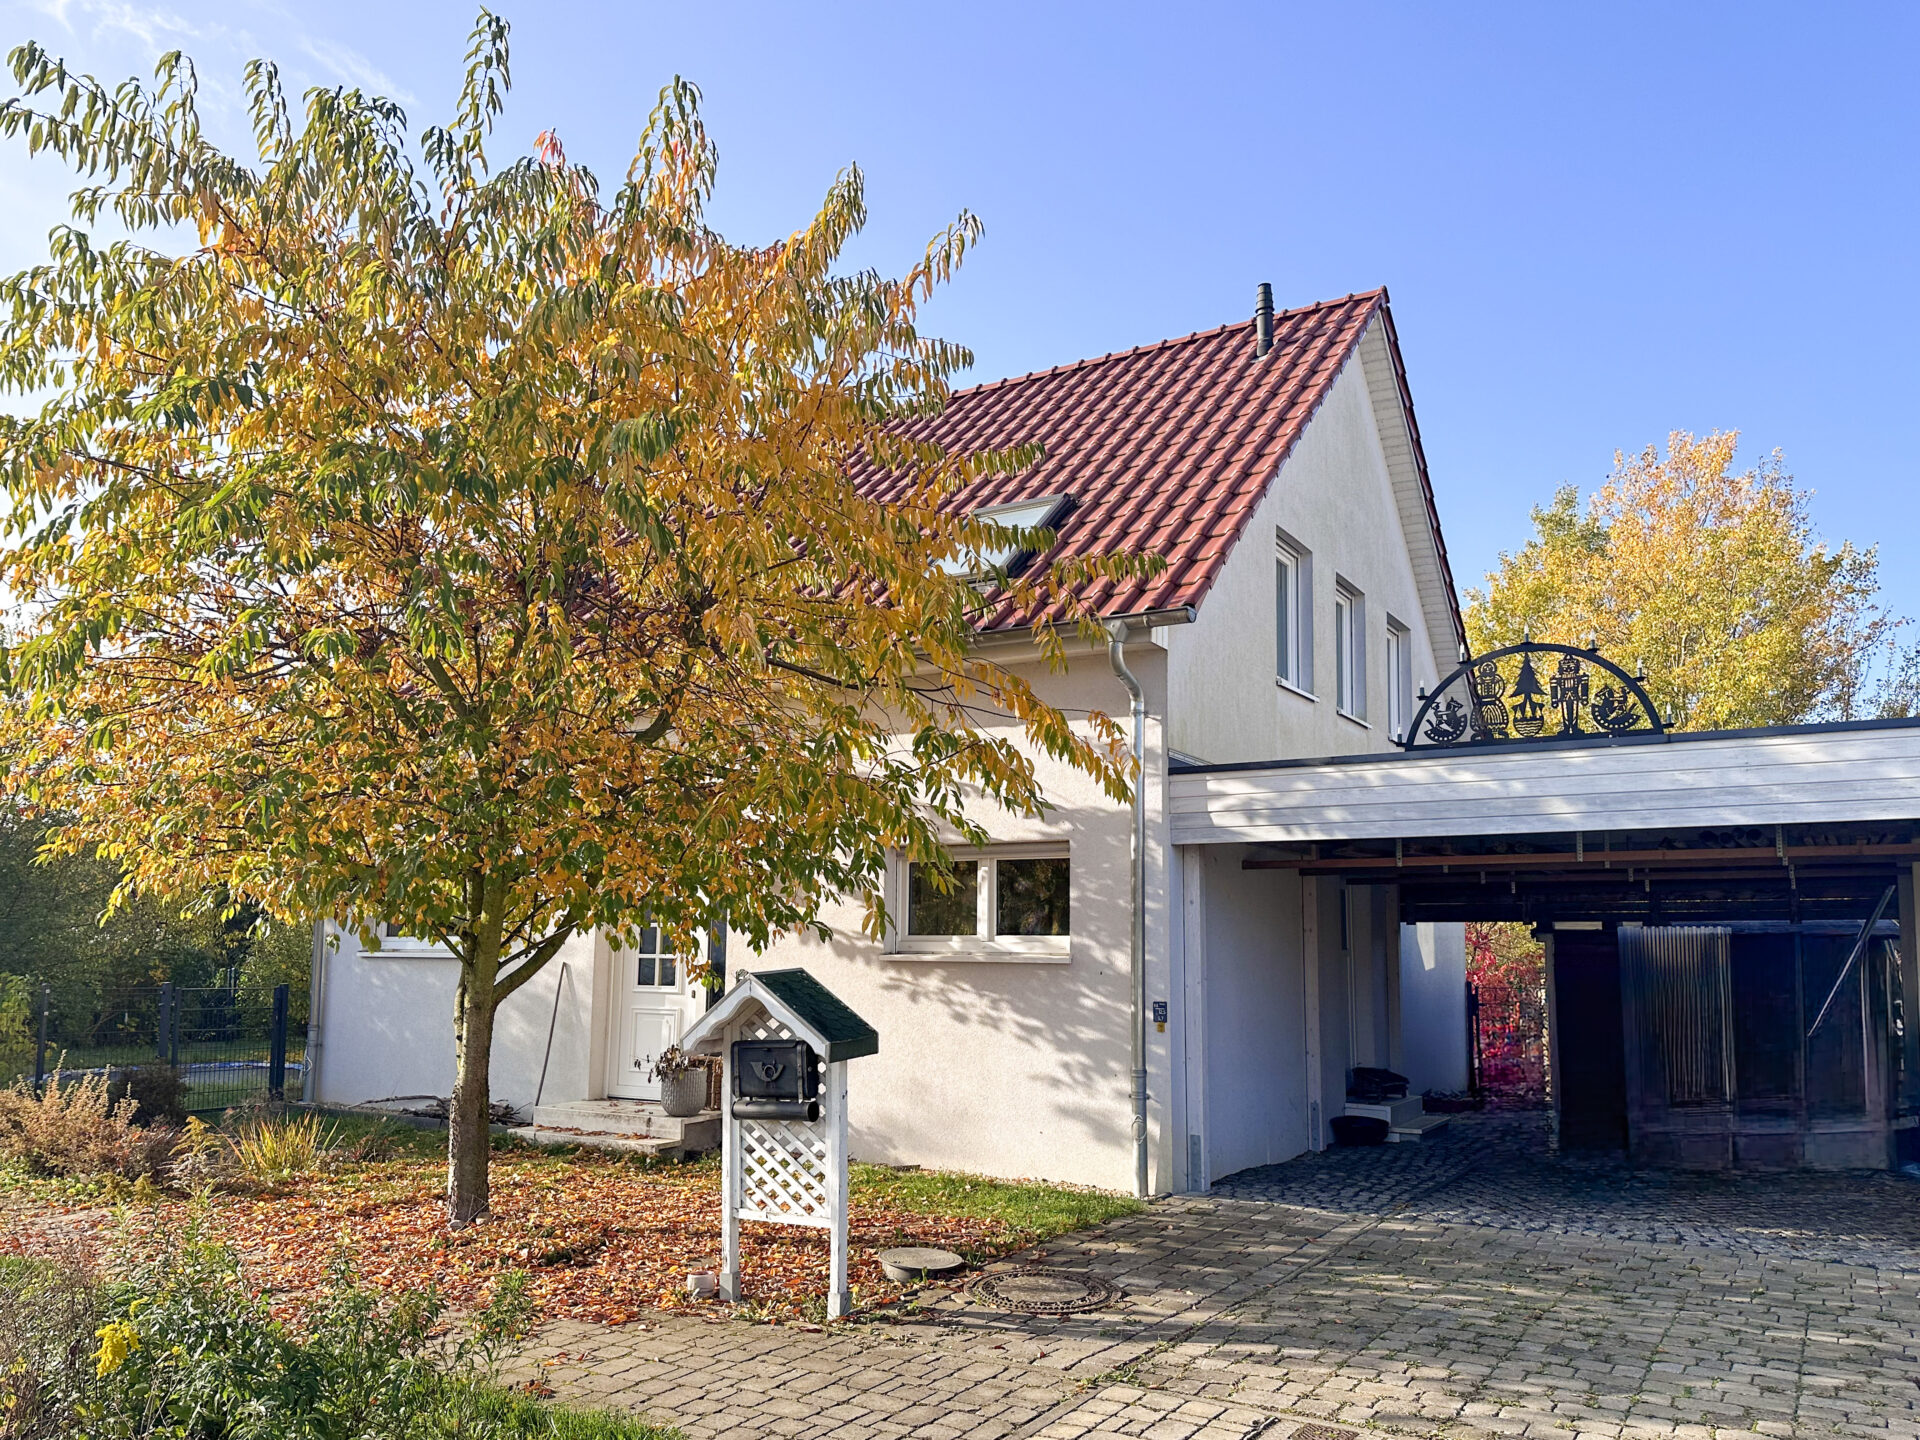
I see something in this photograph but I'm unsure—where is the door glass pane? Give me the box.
[997,858,1070,936]
[631,925,678,988]
[908,861,978,935]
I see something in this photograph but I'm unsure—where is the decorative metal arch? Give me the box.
[1398,641,1665,749]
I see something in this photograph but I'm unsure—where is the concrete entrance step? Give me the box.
[1344,1095,1427,1129]
[507,1126,683,1157]
[527,1099,720,1152]
[1386,1113,1452,1143]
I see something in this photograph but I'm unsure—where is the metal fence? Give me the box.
[27,981,306,1114]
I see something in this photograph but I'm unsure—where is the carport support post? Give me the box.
[719,1022,742,1303]
[1302,876,1325,1151]
[1542,931,1560,1153]
[1382,887,1403,1074]
[825,1059,851,1319]
[1900,865,1920,1119]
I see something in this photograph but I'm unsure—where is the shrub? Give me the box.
[229,1109,338,1185]
[0,1069,177,1180]
[0,1226,675,1439]
[0,1251,102,1440]
[105,1062,190,1128]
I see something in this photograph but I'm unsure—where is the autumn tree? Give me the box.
[1465,430,1890,730]
[0,19,1136,1224]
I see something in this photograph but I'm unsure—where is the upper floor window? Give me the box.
[1275,531,1313,693]
[1334,579,1366,720]
[1385,617,1413,741]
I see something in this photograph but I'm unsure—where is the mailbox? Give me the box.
[731,1039,821,1121]
[681,968,879,1319]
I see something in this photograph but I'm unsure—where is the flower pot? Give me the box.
[660,1068,708,1117]
[1329,1115,1389,1146]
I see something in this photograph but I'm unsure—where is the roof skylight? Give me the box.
[937,494,1070,578]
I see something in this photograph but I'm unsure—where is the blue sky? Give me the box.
[3,1,1915,620]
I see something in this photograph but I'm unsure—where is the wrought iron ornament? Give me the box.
[1399,641,1663,749]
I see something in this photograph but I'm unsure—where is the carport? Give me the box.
[1167,663,1920,1187]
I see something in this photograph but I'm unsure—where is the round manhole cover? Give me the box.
[969,1266,1119,1315]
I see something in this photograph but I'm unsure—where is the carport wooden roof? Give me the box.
[1169,717,1920,847]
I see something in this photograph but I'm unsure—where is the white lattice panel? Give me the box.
[739,1118,829,1226]
[735,1013,830,1229]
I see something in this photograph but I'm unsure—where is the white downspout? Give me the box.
[1106,619,1150,1199]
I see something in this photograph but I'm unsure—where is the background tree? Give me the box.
[1465,430,1891,730]
[1465,921,1545,1102]
[0,806,308,1074]
[0,19,1139,1224]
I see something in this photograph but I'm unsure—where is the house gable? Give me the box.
[1355,311,1465,666]
[1162,331,1453,765]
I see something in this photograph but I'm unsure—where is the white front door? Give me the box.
[606,927,704,1100]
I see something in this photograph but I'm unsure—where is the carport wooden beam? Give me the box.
[1246,841,1920,874]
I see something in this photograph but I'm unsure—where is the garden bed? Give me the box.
[0,1115,1143,1325]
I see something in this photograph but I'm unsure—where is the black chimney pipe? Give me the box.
[1255,282,1274,358]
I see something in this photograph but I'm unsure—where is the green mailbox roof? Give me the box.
[752,969,879,1062]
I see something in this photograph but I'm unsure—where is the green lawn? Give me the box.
[850,1163,1145,1255]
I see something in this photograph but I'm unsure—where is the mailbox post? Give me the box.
[680,969,878,1319]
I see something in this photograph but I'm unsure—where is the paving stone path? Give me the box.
[519,1113,1920,1439]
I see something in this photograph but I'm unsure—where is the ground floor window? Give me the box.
[897,848,1071,957]
[375,921,452,957]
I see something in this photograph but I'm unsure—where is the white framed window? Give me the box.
[1385,617,1413,742]
[892,845,1071,960]
[1275,530,1314,695]
[1334,579,1366,721]
[373,921,453,957]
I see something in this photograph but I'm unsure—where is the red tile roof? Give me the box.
[853,288,1458,636]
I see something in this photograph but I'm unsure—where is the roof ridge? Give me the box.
[956,288,1386,400]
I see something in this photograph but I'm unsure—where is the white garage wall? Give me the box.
[310,924,603,1114]
[1198,847,1308,1178]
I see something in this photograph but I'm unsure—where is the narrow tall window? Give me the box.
[1276,552,1292,681]
[1385,618,1413,741]
[1334,580,1366,719]
[1275,531,1312,692]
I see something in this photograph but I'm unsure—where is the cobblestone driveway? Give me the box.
[524,1114,1920,1439]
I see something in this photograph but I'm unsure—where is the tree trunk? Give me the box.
[448,971,498,1226]
[448,899,505,1228]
